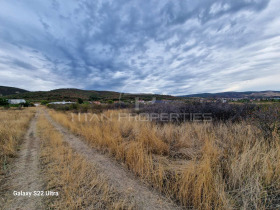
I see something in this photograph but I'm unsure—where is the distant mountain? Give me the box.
[180,91,280,98]
[0,86,29,96]
[3,88,176,102]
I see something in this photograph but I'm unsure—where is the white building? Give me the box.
[8,99,26,104]
[48,101,75,105]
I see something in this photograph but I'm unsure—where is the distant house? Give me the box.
[48,101,75,105]
[8,99,26,104]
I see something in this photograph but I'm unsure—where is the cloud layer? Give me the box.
[0,0,279,95]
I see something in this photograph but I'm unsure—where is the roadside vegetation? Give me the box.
[38,115,135,209]
[49,103,280,209]
[0,108,35,176]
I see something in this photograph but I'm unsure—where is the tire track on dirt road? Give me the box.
[1,110,44,210]
[44,110,181,210]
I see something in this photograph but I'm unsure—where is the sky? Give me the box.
[0,0,279,95]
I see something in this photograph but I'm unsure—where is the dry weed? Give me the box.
[49,109,280,209]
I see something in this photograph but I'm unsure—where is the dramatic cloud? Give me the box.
[0,0,279,94]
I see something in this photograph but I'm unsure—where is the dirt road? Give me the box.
[1,111,44,210]
[0,109,181,209]
[44,110,181,210]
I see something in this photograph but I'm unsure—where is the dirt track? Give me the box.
[0,109,181,209]
[1,111,44,210]
[44,110,181,210]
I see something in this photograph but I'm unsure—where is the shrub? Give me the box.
[41,100,49,105]
[107,100,114,104]
[251,104,280,141]
[70,103,78,110]
[0,98,8,106]
[77,98,83,104]
[19,101,34,107]
[139,102,256,123]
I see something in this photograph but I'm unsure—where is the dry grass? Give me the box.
[38,114,135,209]
[49,109,280,209]
[0,108,35,176]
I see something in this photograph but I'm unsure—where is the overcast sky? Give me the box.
[0,0,279,95]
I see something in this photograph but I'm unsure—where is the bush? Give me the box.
[107,100,114,104]
[251,104,280,140]
[41,100,49,105]
[17,101,35,107]
[139,102,256,123]
[0,98,9,106]
[70,103,78,110]
[77,98,83,104]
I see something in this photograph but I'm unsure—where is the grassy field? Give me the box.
[49,109,280,209]
[0,106,279,209]
[0,108,35,176]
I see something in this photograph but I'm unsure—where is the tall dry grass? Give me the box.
[38,115,135,209]
[49,109,280,209]
[0,108,35,176]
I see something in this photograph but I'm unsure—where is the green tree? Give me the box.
[77,98,84,104]
[0,98,8,106]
